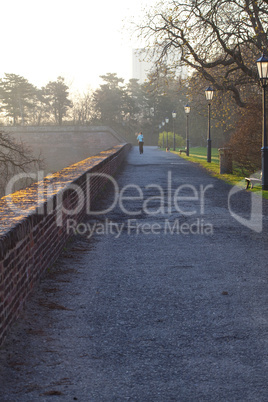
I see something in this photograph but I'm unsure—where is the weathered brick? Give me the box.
[0,143,131,346]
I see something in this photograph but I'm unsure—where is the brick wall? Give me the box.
[0,143,131,346]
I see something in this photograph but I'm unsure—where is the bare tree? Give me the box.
[71,91,93,124]
[137,0,268,107]
[0,132,43,196]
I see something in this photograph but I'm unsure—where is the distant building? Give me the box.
[132,49,154,83]
[132,48,188,83]
[177,65,188,80]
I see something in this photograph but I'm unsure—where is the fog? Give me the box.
[1,126,125,196]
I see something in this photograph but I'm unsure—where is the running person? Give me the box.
[137,132,144,154]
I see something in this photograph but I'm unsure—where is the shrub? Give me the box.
[158,131,185,148]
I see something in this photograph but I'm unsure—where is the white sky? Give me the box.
[0,0,157,94]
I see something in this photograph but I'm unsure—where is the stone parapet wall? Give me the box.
[2,124,123,136]
[0,143,131,346]
[1,125,127,176]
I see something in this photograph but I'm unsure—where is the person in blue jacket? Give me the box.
[137,132,144,154]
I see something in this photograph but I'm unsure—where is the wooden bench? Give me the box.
[179,149,187,155]
[245,176,262,189]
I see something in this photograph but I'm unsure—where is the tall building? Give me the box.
[132,49,154,83]
[132,48,188,83]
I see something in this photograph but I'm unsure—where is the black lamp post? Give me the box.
[165,117,169,148]
[150,107,154,145]
[172,111,177,151]
[205,86,214,163]
[184,104,191,156]
[257,54,268,190]
[162,121,165,148]
[159,124,162,148]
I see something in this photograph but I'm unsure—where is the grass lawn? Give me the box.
[160,146,268,199]
[186,146,219,162]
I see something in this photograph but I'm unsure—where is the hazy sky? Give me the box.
[0,0,156,93]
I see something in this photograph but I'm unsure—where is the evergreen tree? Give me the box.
[0,73,38,125]
[44,76,72,125]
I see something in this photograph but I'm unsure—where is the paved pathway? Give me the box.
[1,147,268,401]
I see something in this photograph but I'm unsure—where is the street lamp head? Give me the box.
[205,86,215,101]
[172,110,177,119]
[257,54,268,86]
[165,117,169,124]
[184,104,191,114]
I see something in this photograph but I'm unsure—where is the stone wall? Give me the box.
[1,125,126,174]
[0,143,131,346]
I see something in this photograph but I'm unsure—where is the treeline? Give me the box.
[0,68,262,173]
[0,71,227,147]
[0,74,71,126]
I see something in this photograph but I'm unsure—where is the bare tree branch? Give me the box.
[136,0,268,106]
[0,132,43,196]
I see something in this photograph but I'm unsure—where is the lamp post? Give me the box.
[205,86,214,163]
[165,117,169,149]
[257,54,268,190]
[162,120,165,148]
[184,104,190,156]
[159,124,162,148]
[150,107,154,145]
[172,111,177,151]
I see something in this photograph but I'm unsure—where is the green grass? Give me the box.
[187,146,219,161]
[162,146,268,199]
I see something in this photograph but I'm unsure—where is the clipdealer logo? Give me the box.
[66,217,213,238]
[4,170,264,235]
[4,171,214,235]
[228,176,263,233]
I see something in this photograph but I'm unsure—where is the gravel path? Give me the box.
[0,146,268,401]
